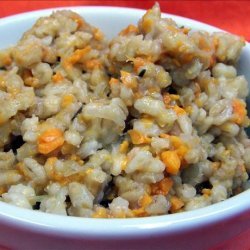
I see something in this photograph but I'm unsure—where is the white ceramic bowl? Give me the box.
[0,7,250,250]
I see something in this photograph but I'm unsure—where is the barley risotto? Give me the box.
[0,4,249,218]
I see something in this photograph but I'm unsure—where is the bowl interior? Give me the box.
[1,6,250,114]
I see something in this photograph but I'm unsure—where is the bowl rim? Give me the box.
[0,189,249,237]
[0,6,249,237]
[0,5,225,33]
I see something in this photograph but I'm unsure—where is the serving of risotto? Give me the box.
[0,4,249,218]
